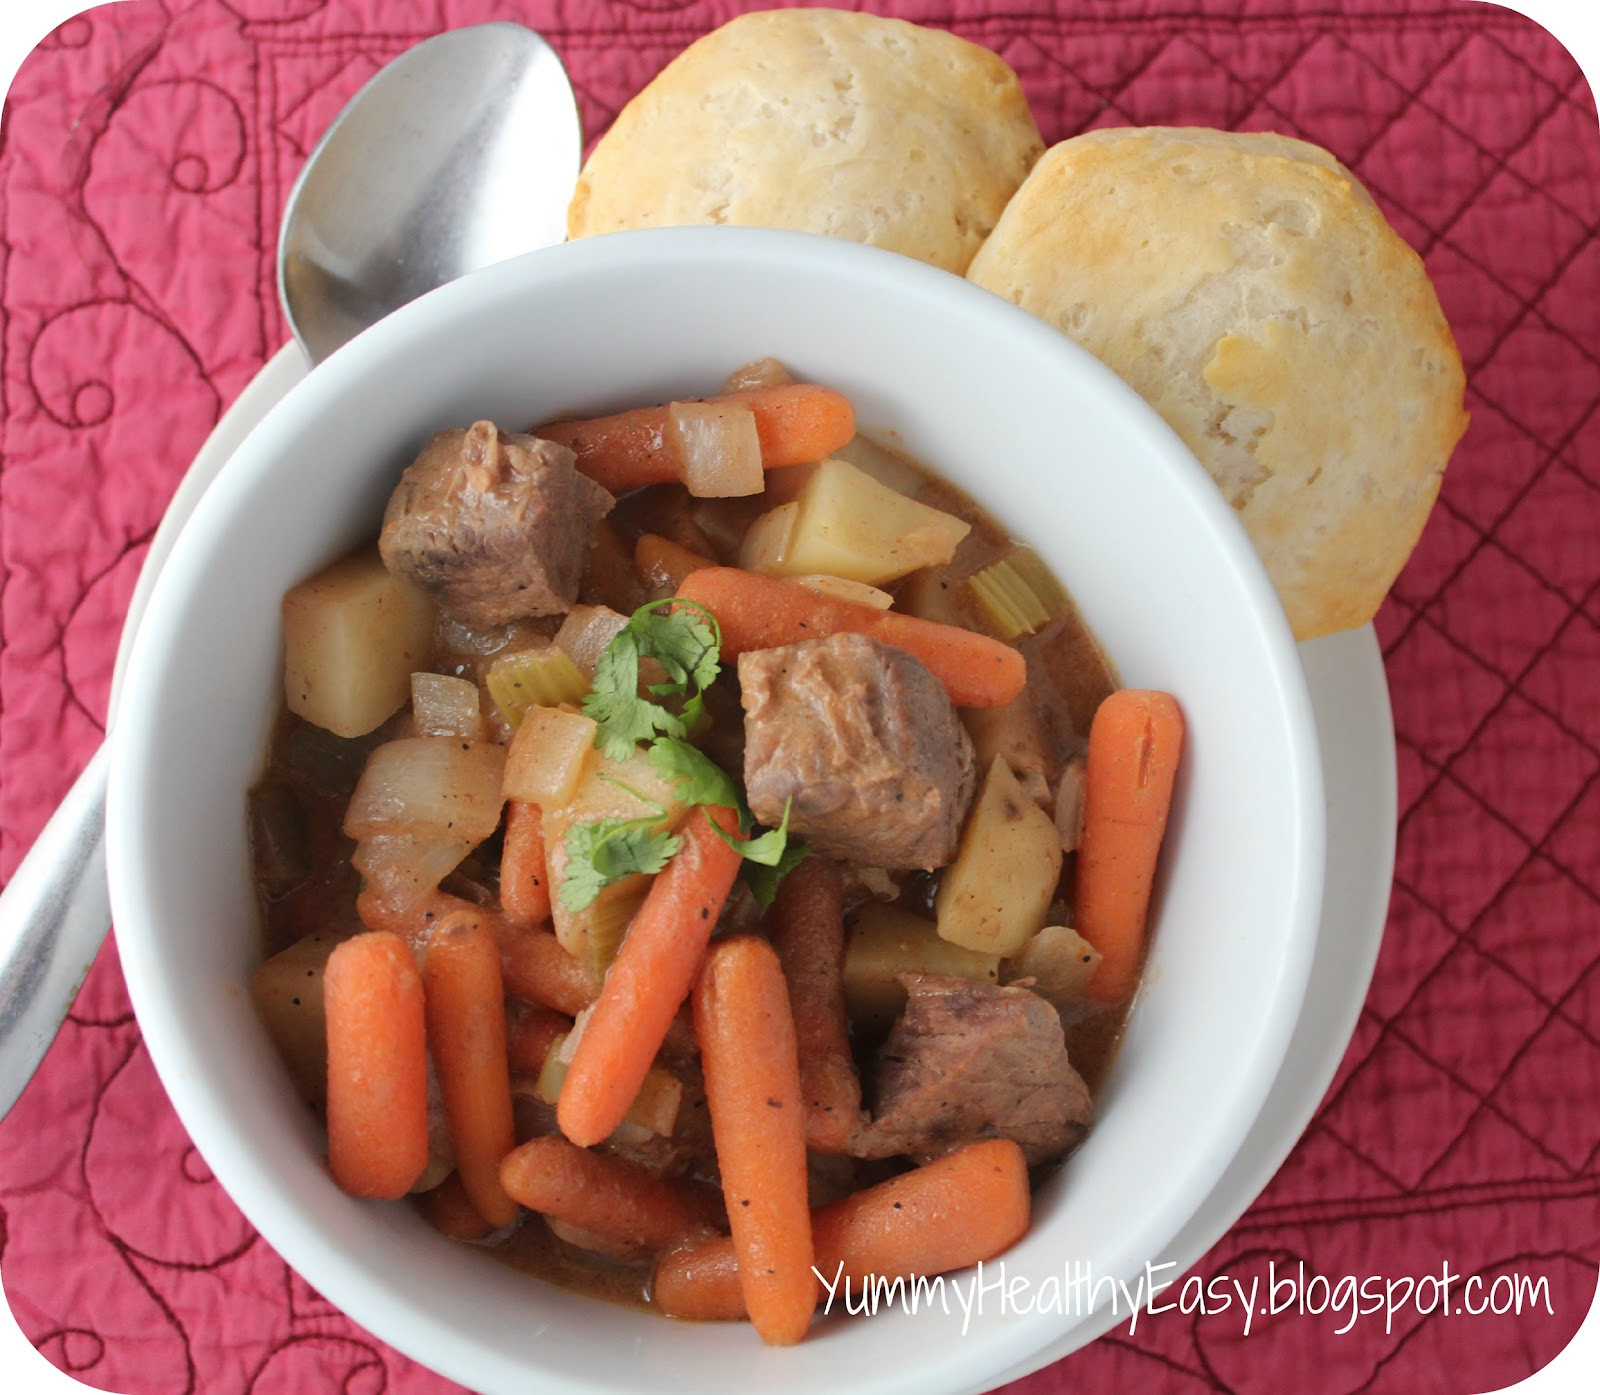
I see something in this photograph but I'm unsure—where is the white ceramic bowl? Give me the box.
[106,228,1324,1395]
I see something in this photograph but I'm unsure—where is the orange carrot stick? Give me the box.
[635,532,716,595]
[678,568,1025,708]
[1077,689,1185,1005]
[420,1171,494,1241]
[557,806,743,1148]
[767,858,862,1153]
[506,1004,574,1077]
[423,911,518,1228]
[694,935,817,1346]
[499,800,552,926]
[654,1138,1029,1322]
[499,1135,724,1253]
[498,921,601,1018]
[323,931,429,1200]
[539,384,856,494]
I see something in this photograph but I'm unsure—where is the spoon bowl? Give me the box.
[279,22,581,364]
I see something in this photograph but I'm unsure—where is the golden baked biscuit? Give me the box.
[967,127,1468,640]
[567,9,1043,276]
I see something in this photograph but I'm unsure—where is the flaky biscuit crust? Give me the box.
[568,9,1043,276]
[969,127,1468,640]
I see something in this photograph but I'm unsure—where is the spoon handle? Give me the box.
[0,743,110,1117]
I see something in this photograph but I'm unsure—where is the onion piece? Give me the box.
[1054,756,1087,854]
[352,833,477,914]
[721,356,795,394]
[344,737,506,842]
[411,672,482,740]
[738,501,799,575]
[502,707,598,807]
[553,604,630,678]
[792,575,894,609]
[668,401,764,498]
[1002,925,1102,1017]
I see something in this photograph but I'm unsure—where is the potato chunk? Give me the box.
[251,930,346,1105]
[283,551,435,738]
[936,756,1063,956]
[843,903,1000,1037]
[770,459,969,586]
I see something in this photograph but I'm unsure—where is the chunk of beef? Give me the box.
[739,633,976,870]
[380,420,614,629]
[857,973,1091,1166]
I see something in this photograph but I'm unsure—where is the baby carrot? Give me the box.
[1077,689,1185,1005]
[500,800,552,926]
[323,932,429,1200]
[420,1171,494,1241]
[423,911,518,1228]
[694,935,817,1347]
[498,921,600,1018]
[678,567,1025,708]
[506,1003,574,1077]
[635,532,716,595]
[557,806,743,1149]
[653,1138,1029,1322]
[767,858,863,1153]
[539,383,856,494]
[499,1135,723,1253]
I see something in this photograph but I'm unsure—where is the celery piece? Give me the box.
[534,1033,571,1105]
[534,1029,681,1137]
[582,874,651,977]
[966,547,1067,640]
[486,644,589,728]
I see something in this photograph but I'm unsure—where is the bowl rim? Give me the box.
[105,225,1325,1394]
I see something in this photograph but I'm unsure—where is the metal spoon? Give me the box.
[0,22,581,1118]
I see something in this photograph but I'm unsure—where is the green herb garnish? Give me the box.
[562,598,804,914]
[558,780,681,913]
[582,600,721,761]
[648,736,743,814]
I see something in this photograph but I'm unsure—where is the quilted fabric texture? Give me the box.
[2,2,1598,1392]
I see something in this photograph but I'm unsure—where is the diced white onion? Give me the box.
[411,672,482,740]
[721,357,795,394]
[352,833,476,914]
[792,575,895,609]
[502,707,598,807]
[344,737,506,842]
[668,401,764,498]
[553,604,630,678]
[1054,756,1087,854]
[737,501,799,575]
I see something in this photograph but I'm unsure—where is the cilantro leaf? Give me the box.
[709,795,796,865]
[632,601,721,692]
[706,796,810,904]
[583,630,686,761]
[649,737,744,815]
[559,817,681,912]
[581,601,721,762]
[742,841,812,907]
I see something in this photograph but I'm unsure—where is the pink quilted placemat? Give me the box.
[2,2,1597,1392]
